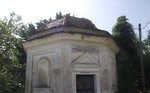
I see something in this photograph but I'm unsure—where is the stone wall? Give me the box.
[23,32,119,93]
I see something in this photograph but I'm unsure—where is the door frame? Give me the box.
[72,67,101,93]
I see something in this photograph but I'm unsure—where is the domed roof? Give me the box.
[27,14,111,41]
[40,14,97,31]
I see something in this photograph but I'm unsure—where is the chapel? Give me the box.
[23,14,119,93]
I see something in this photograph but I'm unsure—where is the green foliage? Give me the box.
[0,12,64,92]
[0,67,17,93]
[144,30,150,54]
[143,30,150,91]
[0,12,26,93]
[0,12,24,64]
[112,16,137,52]
[143,54,150,91]
[21,17,53,39]
[56,11,63,19]
[112,16,140,93]
[22,12,63,38]
[36,19,50,30]
[27,23,37,35]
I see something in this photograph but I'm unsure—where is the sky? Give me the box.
[0,0,150,39]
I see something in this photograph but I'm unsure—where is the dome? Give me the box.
[27,14,111,41]
[43,14,97,30]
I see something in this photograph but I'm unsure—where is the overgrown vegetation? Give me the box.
[143,30,150,92]
[0,11,63,93]
[0,12,26,93]
[0,12,150,93]
[112,16,150,93]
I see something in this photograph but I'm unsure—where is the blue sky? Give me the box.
[0,0,150,39]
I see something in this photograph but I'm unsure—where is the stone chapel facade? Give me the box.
[23,14,119,93]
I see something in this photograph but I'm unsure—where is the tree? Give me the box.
[144,30,150,54]
[21,17,53,39]
[112,16,141,93]
[22,12,62,38]
[27,23,37,35]
[36,19,49,30]
[0,12,26,93]
[0,11,65,93]
[56,11,63,19]
[143,54,150,91]
[143,30,150,91]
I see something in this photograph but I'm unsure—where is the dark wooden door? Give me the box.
[76,75,95,93]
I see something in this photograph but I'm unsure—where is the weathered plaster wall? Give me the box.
[23,32,119,93]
